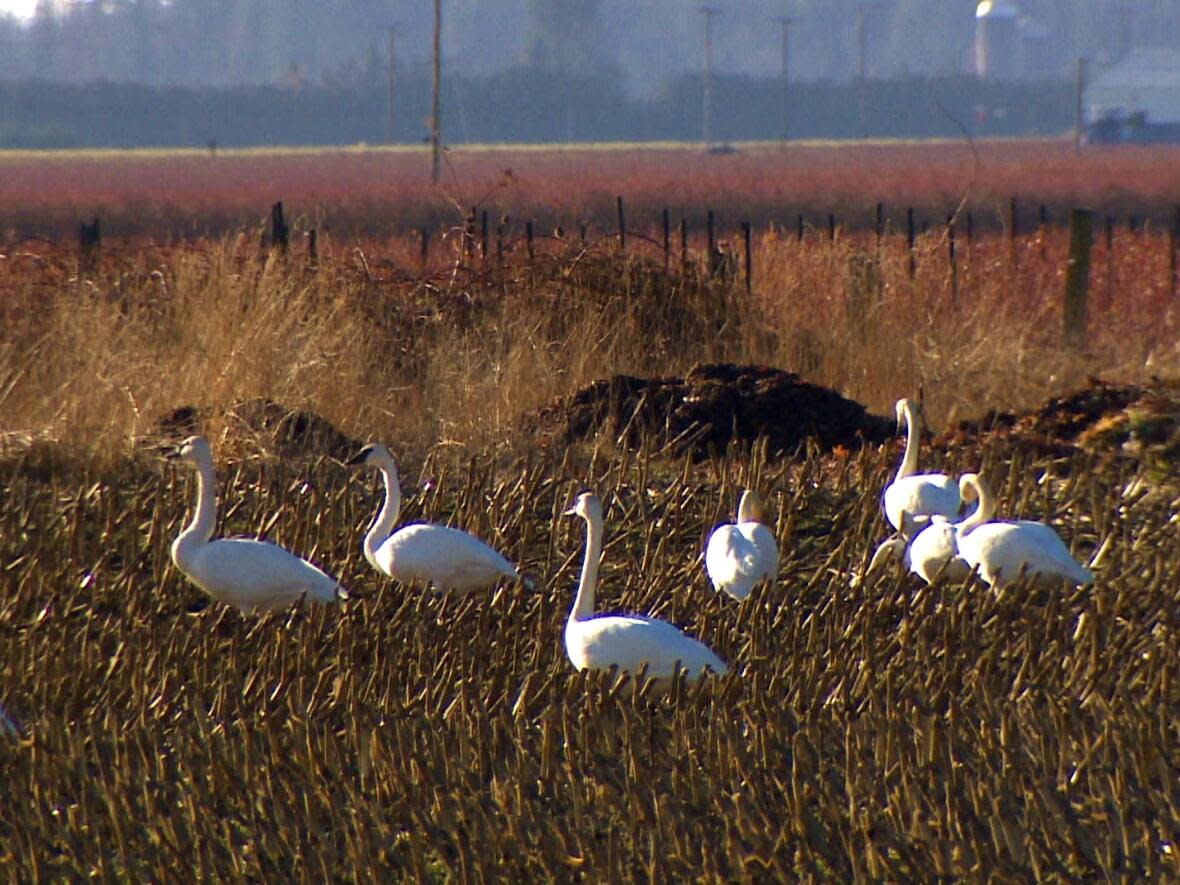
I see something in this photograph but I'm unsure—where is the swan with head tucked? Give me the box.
[883,397,962,538]
[704,490,779,600]
[564,492,727,680]
[866,479,982,584]
[170,436,346,613]
[955,473,1094,588]
[347,443,525,592]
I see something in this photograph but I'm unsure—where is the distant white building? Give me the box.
[975,0,1021,79]
[1085,48,1180,144]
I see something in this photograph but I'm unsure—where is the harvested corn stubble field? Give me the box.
[1,221,1180,879]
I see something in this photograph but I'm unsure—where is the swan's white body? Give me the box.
[704,490,779,600]
[868,518,974,585]
[565,493,727,680]
[349,444,522,592]
[170,437,345,613]
[883,398,962,538]
[956,474,1094,588]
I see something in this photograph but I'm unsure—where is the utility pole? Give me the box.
[387,25,397,144]
[700,6,719,150]
[431,0,442,184]
[856,5,868,138]
[1075,56,1086,155]
[776,16,792,143]
[1118,3,1131,61]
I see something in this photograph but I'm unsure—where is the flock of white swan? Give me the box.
[169,396,1093,683]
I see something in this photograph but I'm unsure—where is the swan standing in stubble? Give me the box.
[564,492,727,680]
[347,443,525,592]
[883,397,962,538]
[170,436,346,612]
[705,489,779,600]
[955,473,1094,589]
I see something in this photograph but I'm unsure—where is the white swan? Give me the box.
[564,492,727,680]
[956,473,1094,588]
[347,443,525,592]
[883,397,962,538]
[704,489,780,600]
[866,480,982,584]
[906,516,974,584]
[170,436,346,613]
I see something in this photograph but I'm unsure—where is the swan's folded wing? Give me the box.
[573,616,726,678]
[705,525,761,598]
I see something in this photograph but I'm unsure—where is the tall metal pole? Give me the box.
[700,7,719,150]
[856,5,867,138]
[431,0,441,183]
[386,25,397,144]
[776,16,792,143]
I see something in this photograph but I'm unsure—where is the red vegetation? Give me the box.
[5,140,1180,242]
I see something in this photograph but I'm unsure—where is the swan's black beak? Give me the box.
[346,446,372,466]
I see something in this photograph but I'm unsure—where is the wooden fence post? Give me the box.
[947,214,957,304]
[662,208,670,273]
[797,214,804,242]
[741,221,752,294]
[78,215,101,257]
[680,219,688,272]
[1007,196,1018,267]
[496,222,504,264]
[480,211,488,260]
[270,201,288,251]
[306,228,317,264]
[828,213,836,241]
[706,210,715,276]
[1063,208,1093,346]
[906,207,915,278]
[875,202,884,251]
[526,220,534,263]
[616,195,626,252]
[419,227,429,270]
[1171,206,1180,297]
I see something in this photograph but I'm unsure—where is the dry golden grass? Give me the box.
[1,429,1177,879]
[2,227,1179,878]
[2,221,1178,462]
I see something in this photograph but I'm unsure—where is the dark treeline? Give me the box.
[0,74,1072,149]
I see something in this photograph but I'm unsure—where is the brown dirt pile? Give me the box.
[526,363,895,460]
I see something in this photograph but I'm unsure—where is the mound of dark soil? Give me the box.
[527,363,894,460]
[938,376,1180,461]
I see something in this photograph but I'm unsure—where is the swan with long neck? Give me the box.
[867,477,984,584]
[882,397,963,538]
[704,489,779,600]
[954,473,1094,588]
[347,443,525,592]
[564,492,727,680]
[170,436,345,612]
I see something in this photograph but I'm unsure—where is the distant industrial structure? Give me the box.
[974,0,1054,80]
[1085,48,1180,144]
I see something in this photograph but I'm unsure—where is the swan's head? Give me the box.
[176,435,212,466]
[347,443,396,471]
[564,491,602,523]
[866,537,907,573]
[737,489,767,524]
[894,397,913,432]
[958,472,983,502]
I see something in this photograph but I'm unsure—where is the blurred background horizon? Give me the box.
[0,1,1177,148]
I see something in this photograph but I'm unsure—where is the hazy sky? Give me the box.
[1,1,37,19]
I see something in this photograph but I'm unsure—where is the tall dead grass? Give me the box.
[1,223,1177,462]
